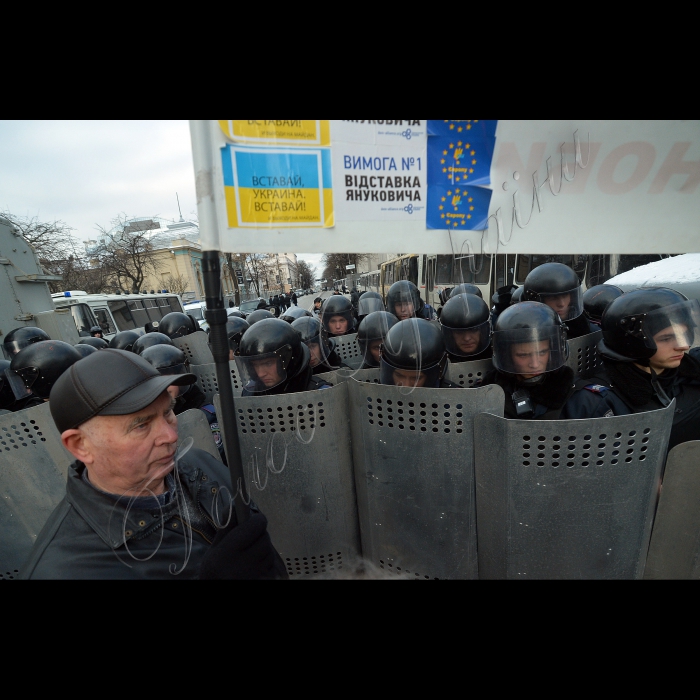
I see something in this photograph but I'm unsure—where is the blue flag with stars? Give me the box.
[427,120,498,140]
[426,184,492,231]
[427,135,495,188]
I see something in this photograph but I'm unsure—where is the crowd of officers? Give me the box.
[2,262,700,456]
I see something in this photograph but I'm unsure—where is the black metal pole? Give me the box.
[202,250,250,524]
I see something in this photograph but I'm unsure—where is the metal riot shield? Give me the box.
[332,333,364,370]
[173,331,214,366]
[176,409,223,463]
[445,359,493,388]
[190,361,243,403]
[565,330,603,380]
[216,383,361,577]
[644,441,700,580]
[315,368,381,386]
[348,379,505,579]
[0,403,71,580]
[474,401,675,579]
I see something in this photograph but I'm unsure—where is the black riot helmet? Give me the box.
[141,345,189,376]
[522,263,583,321]
[386,280,425,321]
[582,284,624,324]
[225,316,250,355]
[132,332,174,355]
[599,287,700,364]
[380,318,447,388]
[357,292,385,321]
[321,295,356,336]
[73,344,98,359]
[3,326,50,359]
[440,293,491,359]
[281,306,313,323]
[510,286,524,305]
[450,283,483,300]
[0,360,16,409]
[77,337,109,350]
[235,318,310,394]
[291,316,334,369]
[357,311,398,368]
[246,309,275,326]
[491,301,569,376]
[10,340,82,400]
[109,330,141,353]
[492,284,518,313]
[90,326,104,338]
[159,312,195,339]
[227,309,246,319]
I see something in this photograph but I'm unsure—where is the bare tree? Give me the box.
[243,253,269,297]
[321,253,370,285]
[296,259,317,289]
[92,214,165,293]
[164,273,190,296]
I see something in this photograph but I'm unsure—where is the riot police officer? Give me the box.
[480,302,575,419]
[357,311,398,369]
[563,288,700,449]
[132,332,174,355]
[73,344,98,359]
[246,309,275,326]
[450,283,483,299]
[141,344,226,462]
[77,337,109,350]
[522,262,595,338]
[510,286,524,305]
[582,284,624,328]
[490,285,519,327]
[386,281,435,321]
[380,318,455,388]
[280,307,313,323]
[223,316,250,360]
[235,319,331,396]
[440,293,492,362]
[321,295,356,337]
[3,326,50,360]
[356,292,385,324]
[10,340,83,402]
[109,330,142,353]
[291,316,345,374]
[90,326,104,339]
[159,312,197,339]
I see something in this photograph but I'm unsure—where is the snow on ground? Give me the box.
[608,254,700,288]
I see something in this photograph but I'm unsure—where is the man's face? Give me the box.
[453,329,482,355]
[328,315,348,335]
[649,324,690,373]
[308,343,323,368]
[542,293,571,319]
[369,339,382,364]
[76,391,179,497]
[314,301,322,309]
[251,357,283,387]
[392,368,428,387]
[395,300,415,320]
[511,340,550,378]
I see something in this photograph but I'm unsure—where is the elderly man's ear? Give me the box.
[62,428,96,465]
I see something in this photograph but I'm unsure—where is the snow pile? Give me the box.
[608,254,700,288]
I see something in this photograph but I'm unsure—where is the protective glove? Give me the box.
[199,512,288,580]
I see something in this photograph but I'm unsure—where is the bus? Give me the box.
[52,291,185,341]
[377,254,672,310]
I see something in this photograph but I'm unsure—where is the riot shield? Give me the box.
[474,401,675,579]
[445,359,493,388]
[176,409,223,463]
[315,368,381,386]
[333,333,364,370]
[644,441,700,580]
[0,403,70,580]
[348,379,505,579]
[216,383,361,577]
[190,361,243,403]
[565,330,603,380]
[173,331,214,366]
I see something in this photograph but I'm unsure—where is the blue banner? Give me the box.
[427,136,495,188]
[426,184,492,231]
[427,120,498,140]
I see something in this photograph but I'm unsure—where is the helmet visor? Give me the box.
[358,336,385,368]
[536,286,583,322]
[380,357,442,389]
[4,334,45,358]
[358,297,385,317]
[4,367,34,401]
[235,345,293,392]
[643,299,700,352]
[442,320,491,358]
[492,326,568,375]
[302,334,334,369]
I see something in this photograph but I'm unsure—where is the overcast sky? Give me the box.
[0,120,324,273]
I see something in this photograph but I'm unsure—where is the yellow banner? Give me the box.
[219,120,331,146]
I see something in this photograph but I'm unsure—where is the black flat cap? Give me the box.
[49,349,197,433]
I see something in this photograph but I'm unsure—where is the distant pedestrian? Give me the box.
[291,292,298,306]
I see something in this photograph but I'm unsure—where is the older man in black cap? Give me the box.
[20,349,285,580]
